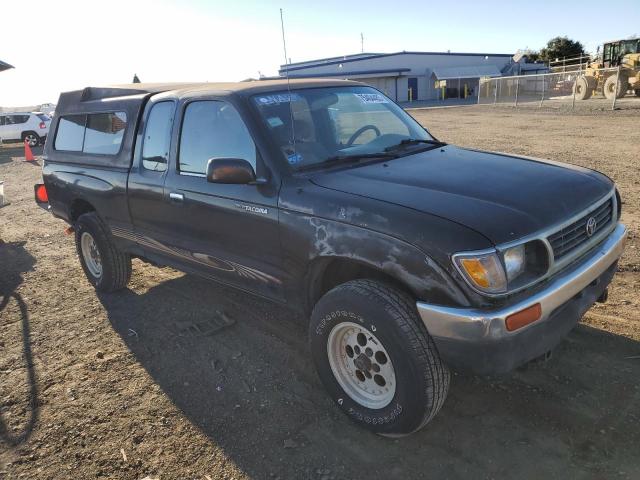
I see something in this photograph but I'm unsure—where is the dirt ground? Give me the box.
[1,106,639,480]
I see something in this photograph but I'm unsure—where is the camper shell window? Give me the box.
[54,112,127,155]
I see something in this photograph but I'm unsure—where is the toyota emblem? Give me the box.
[585,216,597,237]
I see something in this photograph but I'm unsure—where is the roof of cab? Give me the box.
[72,78,363,102]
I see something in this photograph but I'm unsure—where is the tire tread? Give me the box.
[75,212,131,292]
[321,279,450,434]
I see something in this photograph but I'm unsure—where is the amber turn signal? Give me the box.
[505,303,542,332]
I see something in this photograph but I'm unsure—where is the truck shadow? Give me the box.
[0,241,38,447]
[0,144,43,165]
[98,273,640,478]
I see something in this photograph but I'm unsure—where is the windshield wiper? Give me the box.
[296,152,397,172]
[384,138,447,152]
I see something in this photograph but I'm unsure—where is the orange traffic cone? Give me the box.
[24,139,35,162]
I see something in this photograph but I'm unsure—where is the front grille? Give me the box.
[548,198,613,260]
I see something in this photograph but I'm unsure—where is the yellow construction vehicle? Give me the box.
[573,37,640,100]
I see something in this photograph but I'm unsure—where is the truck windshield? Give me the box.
[252,86,437,171]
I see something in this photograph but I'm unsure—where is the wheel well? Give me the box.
[69,199,95,222]
[21,130,37,139]
[308,258,412,311]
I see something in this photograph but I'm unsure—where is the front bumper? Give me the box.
[417,223,627,375]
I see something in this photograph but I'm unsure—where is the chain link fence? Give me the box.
[478,66,640,110]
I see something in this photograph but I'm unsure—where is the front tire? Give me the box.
[309,279,449,436]
[573,76,592,100]
[75,212,131,292]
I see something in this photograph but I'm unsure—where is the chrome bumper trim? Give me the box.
[417,223,627,342]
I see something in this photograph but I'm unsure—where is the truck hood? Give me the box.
[309,146,613,245]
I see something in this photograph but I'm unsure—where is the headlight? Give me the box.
[454,241,550,295]
[503,244,525,282]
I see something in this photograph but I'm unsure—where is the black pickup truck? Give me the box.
[35,79,627,436]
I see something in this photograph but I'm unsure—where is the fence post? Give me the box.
[612,65,621,111]
[494,79,498,105]
[514,76,520,107]
[539,75,545,107]
[571,72,577,110]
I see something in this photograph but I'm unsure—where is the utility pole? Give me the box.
[361,33,364,53]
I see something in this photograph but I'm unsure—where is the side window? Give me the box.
[142,102,174,172]
[83,112,127,155]
[6,115,28,124]
[54,112,126,154]
[179,101,256,175]
[0,116,5,126]
[55,114,86,152]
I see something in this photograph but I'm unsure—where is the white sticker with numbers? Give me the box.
[354,93,388,104]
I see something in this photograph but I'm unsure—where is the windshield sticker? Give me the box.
[267,116,284,128]
[354,93,388,104]
[256,93,302,106]
[287,153,303,165]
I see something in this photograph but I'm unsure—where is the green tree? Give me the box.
[523,49,541,63]
[539,36,586,64]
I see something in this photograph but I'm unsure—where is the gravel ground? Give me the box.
[1,105,639,479]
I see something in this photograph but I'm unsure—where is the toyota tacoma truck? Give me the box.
[35,79,627,436]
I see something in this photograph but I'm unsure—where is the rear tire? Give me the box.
[573,76,592,100]
[22,131,39,147]
[635,89,640,97]
[309,279,449,436]
[75,212,131,292]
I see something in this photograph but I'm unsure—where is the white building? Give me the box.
[277,51,532,102]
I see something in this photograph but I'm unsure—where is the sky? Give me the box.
[0,0,638,107]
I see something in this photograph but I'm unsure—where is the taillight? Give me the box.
[34,183,48,203]
[39,121,46,129]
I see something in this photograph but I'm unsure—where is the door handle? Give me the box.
[169,192,184,203]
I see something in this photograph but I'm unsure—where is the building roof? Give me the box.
[280,50,514,73]
[263,68,410,80]
[432,65,503,80]
[284,53,383,68]
[0,59,14,72]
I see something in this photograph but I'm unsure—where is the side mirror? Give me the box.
[206,158,256,184]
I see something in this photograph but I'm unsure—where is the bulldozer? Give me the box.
[573,37,640,100]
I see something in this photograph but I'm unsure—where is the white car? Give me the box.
[0,111,51,146]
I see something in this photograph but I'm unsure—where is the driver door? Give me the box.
[157,98,285,301]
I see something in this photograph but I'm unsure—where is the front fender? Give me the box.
[279,209,471,311]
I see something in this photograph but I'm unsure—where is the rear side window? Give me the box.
[142,102,174,172]
[2,115,29,125]
[55,115,86,151]
[54,112,127,155]
[179,101,256,175]
[83,113,127,155]
[10,115,29,124]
